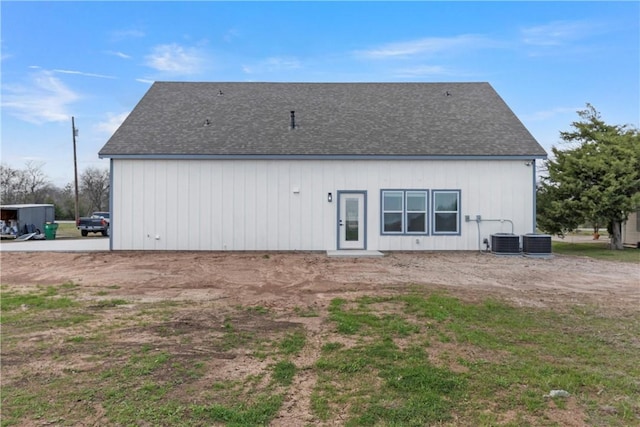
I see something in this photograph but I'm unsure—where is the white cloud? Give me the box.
[242,56,302,74]
[224,28,240,43]
[521,21,595,46]
[95,112,130,135]
[53,69,116,79]
[144,43,208,75]
[106,50,132,59]
[0,40,11,61]
[355,35,500,59]
[136,78,155,84]
[110,28,145,41]
[1,70,80,124]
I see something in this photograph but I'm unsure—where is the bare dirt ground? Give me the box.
[2,250,637,312]
[1,250,639,426]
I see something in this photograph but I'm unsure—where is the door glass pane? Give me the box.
[345,198,359,241]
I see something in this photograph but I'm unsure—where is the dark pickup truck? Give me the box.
[77,212,110,237]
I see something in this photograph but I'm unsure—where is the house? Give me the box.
[622,208,640,248]
[98,82,547,252]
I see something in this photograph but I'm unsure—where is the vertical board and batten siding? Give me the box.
[111,159,534,251]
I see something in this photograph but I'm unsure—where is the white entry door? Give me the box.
[338,192,366,249]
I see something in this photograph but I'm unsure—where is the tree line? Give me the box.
[0,161,109,220]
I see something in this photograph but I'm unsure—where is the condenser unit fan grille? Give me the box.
[522,234,552,255]
[491,233,520,254]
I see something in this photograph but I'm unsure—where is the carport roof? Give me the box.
[99,82,547,158]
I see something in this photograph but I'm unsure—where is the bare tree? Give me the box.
[80,167,110,213]
[23,161,50,203]
[0,161,50,204]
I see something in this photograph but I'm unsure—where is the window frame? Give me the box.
[431,190,461,235]
[380,189,429,235]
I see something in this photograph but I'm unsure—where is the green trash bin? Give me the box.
[44,222,59,240]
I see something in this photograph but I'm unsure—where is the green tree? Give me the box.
[538,104,640,249]
[536,184,582,237]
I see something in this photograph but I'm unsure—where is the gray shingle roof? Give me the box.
[99,82,546,158]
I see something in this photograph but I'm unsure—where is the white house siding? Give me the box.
[110,159,535,251]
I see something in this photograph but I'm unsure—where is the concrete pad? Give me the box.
[0,238,109,252]
[326,250,384,257]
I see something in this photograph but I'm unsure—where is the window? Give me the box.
[381,190,428,234]
[432,190,460,234]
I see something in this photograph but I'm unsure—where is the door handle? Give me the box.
[339,219,343,226]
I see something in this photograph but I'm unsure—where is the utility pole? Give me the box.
[72,116,79,225]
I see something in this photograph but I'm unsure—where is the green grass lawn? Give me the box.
[52,221,82,238]
[2,283,638,426]
[552,241,640,263]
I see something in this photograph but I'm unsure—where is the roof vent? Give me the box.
[290,111,296,129]
[218,90,224,96]
[204,119,211,127]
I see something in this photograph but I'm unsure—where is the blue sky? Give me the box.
[1,1,638,187]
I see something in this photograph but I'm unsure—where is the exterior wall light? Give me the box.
[327,192,333,202]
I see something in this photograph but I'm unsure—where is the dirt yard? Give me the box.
[2,251,637,312]
[1,250,639,426]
